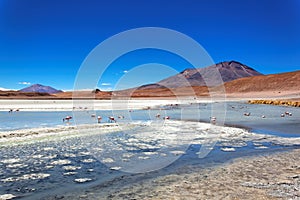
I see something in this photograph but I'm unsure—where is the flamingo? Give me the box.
[97,116,102,123]
[156,113,161,118]
[63,116,72,122]
[285,111,292,116]
[244,112,251,116]
[108,116,116,123]
[210,116,217,124]
[164,116,170,120]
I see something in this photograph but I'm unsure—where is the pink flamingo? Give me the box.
[244,112,251,116]
[108,116,116,123]
[210,116,217,124]
[97,116,102,123]
[63,116,72,122]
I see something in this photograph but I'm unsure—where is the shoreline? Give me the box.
[0,123,133,146]
[0,96,299,111]
[1,119,300,145]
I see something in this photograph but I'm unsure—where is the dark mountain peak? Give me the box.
[218,60,258,71]
[155,61,263,88]
[228,60,244,66]
[19,84,62,94]
[32,83,43,87]
[180,68,195,74]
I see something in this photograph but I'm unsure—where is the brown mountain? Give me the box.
[19,84,62,94]
[223,70,300,96]
[0,90,54,99]
[119,70,299,98]
[140,60,262,89]
[1,62,298,99]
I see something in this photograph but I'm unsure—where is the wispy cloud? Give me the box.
[101,83,111,86]
[123,70,128,73]
[18,81,31,85]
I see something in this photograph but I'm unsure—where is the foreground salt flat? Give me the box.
[0,120,300,199]
[66,149,300,200]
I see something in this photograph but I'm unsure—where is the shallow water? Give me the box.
[0,102,299,199]
[162,102,300,137]
[1,102,299,136]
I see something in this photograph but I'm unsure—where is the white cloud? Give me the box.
[101,83,111,86]
[123,70,128,73]
[0,87,14,91]
[18,81,31,85]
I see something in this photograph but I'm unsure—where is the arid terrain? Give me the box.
[0,63,299,100]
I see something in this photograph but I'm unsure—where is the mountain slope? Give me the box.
[117,70,299,98]
[19,84,62,94]
[223,70,300,94]
[143,61,262,89]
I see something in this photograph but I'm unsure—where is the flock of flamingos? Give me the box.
[62,112,170,124]
[7,104,293,126]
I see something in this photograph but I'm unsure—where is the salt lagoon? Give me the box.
[0,100,299,199]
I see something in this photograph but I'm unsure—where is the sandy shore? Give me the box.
[57,148,300,200]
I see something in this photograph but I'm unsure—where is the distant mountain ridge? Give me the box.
[19,84,62,94]
[125,70,300,98]
[140,61,262,89]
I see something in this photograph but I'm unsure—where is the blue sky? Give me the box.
[0,0,299,91]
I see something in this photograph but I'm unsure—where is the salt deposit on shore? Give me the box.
[0,123,121,145]
[0,99,189,111]
[0,112,299,199]
[60,149,300,200]
[0,194,16,200]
